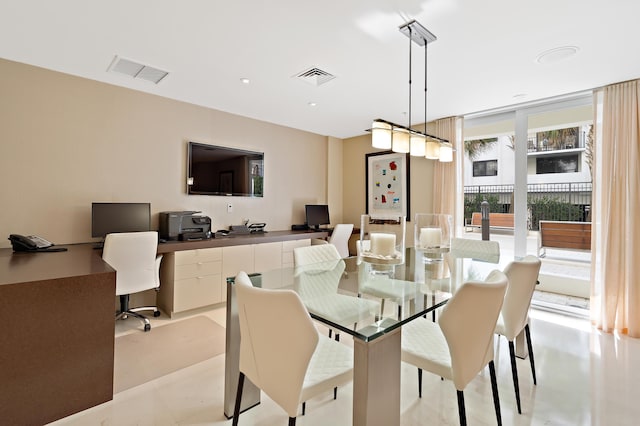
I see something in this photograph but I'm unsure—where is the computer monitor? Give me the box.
[91,202,151,238]
[305,204,330,230]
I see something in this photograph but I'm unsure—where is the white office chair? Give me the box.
[495,255,542,414]
[401,270,508,426]
[232,271,353,425]
[328,223,354,258]
[102,231,163,332]
[293,244,379,340]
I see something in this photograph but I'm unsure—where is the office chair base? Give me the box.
[130,305,161,317]
[116,309,152,332]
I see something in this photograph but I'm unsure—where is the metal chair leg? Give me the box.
[418,368,422,398]
[489,360,502,426]
[232,372,245,426]
[525,324,537,385]
[508,341,522,414]
[456,390,467,426]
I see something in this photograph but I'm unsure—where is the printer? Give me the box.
[159,211,212,241]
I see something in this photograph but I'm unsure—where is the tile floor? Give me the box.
[49,303,640,426]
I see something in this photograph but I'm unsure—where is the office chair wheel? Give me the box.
[153,310,161,317]
[144,323,151,332]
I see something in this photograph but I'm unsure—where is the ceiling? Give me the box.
[2,0,639,139]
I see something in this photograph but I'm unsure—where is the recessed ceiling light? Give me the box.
[535,46,579,64]
[240,78,250,84]
[308,102,317,107]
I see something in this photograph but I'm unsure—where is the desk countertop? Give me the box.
[0,243,114,286]
[156,229,328,254]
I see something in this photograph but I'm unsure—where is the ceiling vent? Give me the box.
[294,67,336,86]
[107,56,169,84]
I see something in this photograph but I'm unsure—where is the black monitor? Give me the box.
[305,204,330,230]
[91,202,151,238]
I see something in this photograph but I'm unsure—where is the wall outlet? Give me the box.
[227,203,233,213]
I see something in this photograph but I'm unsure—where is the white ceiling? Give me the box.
[2,0,639,139]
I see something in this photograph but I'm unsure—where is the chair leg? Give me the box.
[328,329,332,339]
[489,360,502,426]
[525,324,537,385]
[456,390,466,426]
[508,341,522,414]
[232,372,245,426]
[302,401,306,415]
[418,368,423,398]
[288,417,296,426]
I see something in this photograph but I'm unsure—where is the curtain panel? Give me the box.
[592,80,640,337]
[432,117,462,230]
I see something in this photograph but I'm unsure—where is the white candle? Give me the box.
[420,227,442,248]
[370,233,396,256]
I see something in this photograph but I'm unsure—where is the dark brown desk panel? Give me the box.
[156,229,328,253]
[0,244,116,425]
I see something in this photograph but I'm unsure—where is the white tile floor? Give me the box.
[49,304,640,426]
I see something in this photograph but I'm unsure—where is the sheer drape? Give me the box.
[432,117,462,230]
[591,80,640,337]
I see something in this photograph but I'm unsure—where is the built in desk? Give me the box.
[0,230,327,425]
[0,243,116,426]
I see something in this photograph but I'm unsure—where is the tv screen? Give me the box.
[91,202,151,238]
[305,204,330,230]
[187,141,264,197]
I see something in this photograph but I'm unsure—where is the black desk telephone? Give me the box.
[8,234,67,252]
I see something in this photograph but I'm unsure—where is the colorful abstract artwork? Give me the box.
[366,151,409,219]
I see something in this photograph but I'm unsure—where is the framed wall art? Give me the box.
[365,151,410,220]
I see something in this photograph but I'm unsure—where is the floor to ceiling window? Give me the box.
[463,93,592,312]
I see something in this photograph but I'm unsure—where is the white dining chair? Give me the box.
[231,271,353,425]
[401,270,509,426]
[293,244,379,340]
[495,255,542,414]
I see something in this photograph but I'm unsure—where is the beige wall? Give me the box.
[0,58,332,248]
[342,133,436,247]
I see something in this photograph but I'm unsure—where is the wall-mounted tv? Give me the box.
[187,141,264,197]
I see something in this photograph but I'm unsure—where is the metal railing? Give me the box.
[464,182,592,230]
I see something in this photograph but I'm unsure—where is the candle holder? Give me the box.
[358,214,406,268]
[414,213,452,264]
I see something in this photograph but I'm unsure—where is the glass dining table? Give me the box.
[223,247,498,426]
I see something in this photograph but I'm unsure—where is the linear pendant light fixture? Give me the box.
[369,20,451,162]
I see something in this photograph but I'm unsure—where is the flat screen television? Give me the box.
[91,202,151,238]
[305,204,330,230]
[187,141,264,197]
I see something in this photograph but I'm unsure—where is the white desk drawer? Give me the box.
[175,247,222,265]
[175,261,222,280]
[174,275,222,312]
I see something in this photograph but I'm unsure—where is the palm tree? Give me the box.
[464,138,498,160]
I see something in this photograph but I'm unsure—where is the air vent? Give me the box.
[107,56,169,84]
[294,67,336,86]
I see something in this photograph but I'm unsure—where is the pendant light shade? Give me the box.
[392,129,410,153]
[425,138,441,159]
[410,134,426,156]
[372,120,392,149]
[439,142,453,162]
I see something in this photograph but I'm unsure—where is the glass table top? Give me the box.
[228,247,502,342]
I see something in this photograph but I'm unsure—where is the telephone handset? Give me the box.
[8,234,67,252]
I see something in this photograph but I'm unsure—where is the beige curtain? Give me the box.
[592,80,640,337]
[432,117,461,228]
